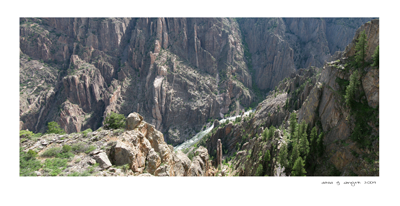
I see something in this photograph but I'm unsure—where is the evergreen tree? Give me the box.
[298,121,308,138]
[291,156,307,176]
[46,121,65,134]
[317,132,324,157]
[289,113,297,137]
[263,149,271,174]
[268,125,276,140]
[255,164,264,176]
[261,127,268,141]
[278,143,289,169]
[372,45,379,68]
[355,30,368,68]
[299,131,310,159]
[345,70,360,106]
[291,142,299,167]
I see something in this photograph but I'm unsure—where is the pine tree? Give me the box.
[345,70,360,106]
[268,125,276,140]
[299,131,310,159]
[372,45,379,68]
[261,127,268,141]
[263,149,271,174]
[291,156,307,176]
[278,143,289,169]
[289,113,297,137]
[291,142,299,167]
[298,121,308,138]
[255,164,264,176]
[355,30,368,68]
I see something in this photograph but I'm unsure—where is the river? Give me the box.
[173,109,254,151]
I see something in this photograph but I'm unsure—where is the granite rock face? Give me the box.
[203,19,379,176]
[19,17,372,146]
[19,18,254,144]
[237,18,372,90]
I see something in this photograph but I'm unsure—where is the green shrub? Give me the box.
[41,147,62,157]
[82,128,92,137]
[42,146,74,159]
[46,121,65,134]
[43,158,68,176]
[20,148,42,176]
[62,145,72,152]
[71,142,87,153]
[20,130,42,140]
[188,152,194,160]
[104,112,126,129]
[85,145,96,154]
[20,130,34,139]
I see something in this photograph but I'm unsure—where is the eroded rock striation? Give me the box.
[20,18,371,146]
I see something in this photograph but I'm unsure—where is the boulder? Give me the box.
[109,141,134,166]
[93,152,112,169]
[172,150,192,176]
[126,112,143,130]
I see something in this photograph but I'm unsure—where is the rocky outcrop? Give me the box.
[189,146,211,176]
[20,112,214,176]
[234,129,284,176]
[343,19,379,61]
[216,139,222,167]
[126,112,143,130]
[297,82,323,127]
[172,150,192,176]
[361,67,379,108]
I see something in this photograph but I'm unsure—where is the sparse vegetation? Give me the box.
[104,112,126,130]
[46,121,65,134]
[20,148,42,176]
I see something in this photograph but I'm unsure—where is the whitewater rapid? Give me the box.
[173,110,254,151]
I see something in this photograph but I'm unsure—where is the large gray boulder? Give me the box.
[126,112,143,130]
[93,152,112,169]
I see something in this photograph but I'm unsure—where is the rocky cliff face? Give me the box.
[20,17,371,146]
[201,19,379,176]
[20,18,255,145]
[20,112,214,176]
[238,18,372,90]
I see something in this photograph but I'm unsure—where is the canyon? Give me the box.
[20,18,378,176]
